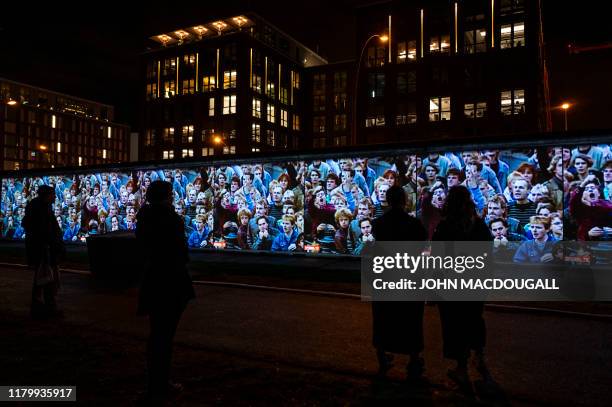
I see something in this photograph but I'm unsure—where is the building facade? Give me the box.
[140,1,551,158]
[349,0,551,146]
[140,14,326,161]
[0,78,130,170]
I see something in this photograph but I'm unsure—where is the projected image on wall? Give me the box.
[1,143,610,263]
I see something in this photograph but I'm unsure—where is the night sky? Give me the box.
[1,0,611,132]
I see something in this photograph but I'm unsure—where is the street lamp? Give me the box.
[561,102,571,132]
[352,34,389,145]
[212,134,226,154]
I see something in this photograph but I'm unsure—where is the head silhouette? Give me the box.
[386,185,406,209]
[146,180,173,205]
[443,185,477,222]
[37,185,55,203]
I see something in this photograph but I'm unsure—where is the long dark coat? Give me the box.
[135,204,195,315]
[371,207,428,354]
[22,197,64,269]
[432,217,492,360]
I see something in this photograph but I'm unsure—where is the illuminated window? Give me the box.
[430,35,451,54]
[163,80,176,98]
[333,114,347,131]
[292,115,300,131]
[280,109,288,127]
[182,125,194,143]
[251,147,261,152]
[334,93,347,111]
[223,95,237,114]
[202,75,216,92]
[208,97,215,116]
[396,102,417,125]
[266,130,276,147]
[252,74,262,93]
[223,70,237,89]
[368,73,385,98]
[500,22,525,49]
[223,145,236,154]
[163,127,175,143]
[252,98,261,118]
[365,113,385,127]
[107,127,112,139]
[56,142,62,153]
[146,83,158,100]
[313,116,326,133]
[228,129,237,141]
[464,29,487,53]
[397,40,417,63]
[183,54,196,66]
[202,147,214,156]
[51,115,56,129]
[162,58,176,76]
[201,128,215,143]
[267,104,275,123]
[252,123,261,143]
[266,81,275,98]
[500,89,525,115]
[182,148,194,158]
[292,71,300,89]
[144,130,155,146]
[332,135,347,147]
[102,149,107,159]
[366,45,386,67]
[429,97,451,121]
[464,102,488,118]
[182,79,195,95]
[280,87,288,104]
[162,150,175,159]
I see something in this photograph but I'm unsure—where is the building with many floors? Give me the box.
[0,78,130,170]
[141,1,550,160]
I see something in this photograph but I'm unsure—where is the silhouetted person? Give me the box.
[22,185,64,319]
[371,185,428,378]
[136,181,195,402]
[432,186,493,388]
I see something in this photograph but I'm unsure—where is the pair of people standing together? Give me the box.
[371,185,491,388]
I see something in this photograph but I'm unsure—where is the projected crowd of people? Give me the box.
[1,144,610,263]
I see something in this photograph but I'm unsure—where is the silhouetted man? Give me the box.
[23,185,64,319]
[136,181,195,402]
[371,185,428,378]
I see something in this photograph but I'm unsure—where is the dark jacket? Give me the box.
[370,207,428,354]
[136,204,195,315]
[432,215,492,361]
[432,216,492,242]
[373,207,428,242]
[22,197,64,268]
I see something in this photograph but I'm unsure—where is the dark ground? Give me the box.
[1,264,611,406]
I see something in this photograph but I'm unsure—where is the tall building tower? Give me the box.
[140,14,326,161]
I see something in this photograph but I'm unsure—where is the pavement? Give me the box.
[0,265,611,406]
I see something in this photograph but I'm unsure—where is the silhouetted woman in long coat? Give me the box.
[432,185,492,388]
